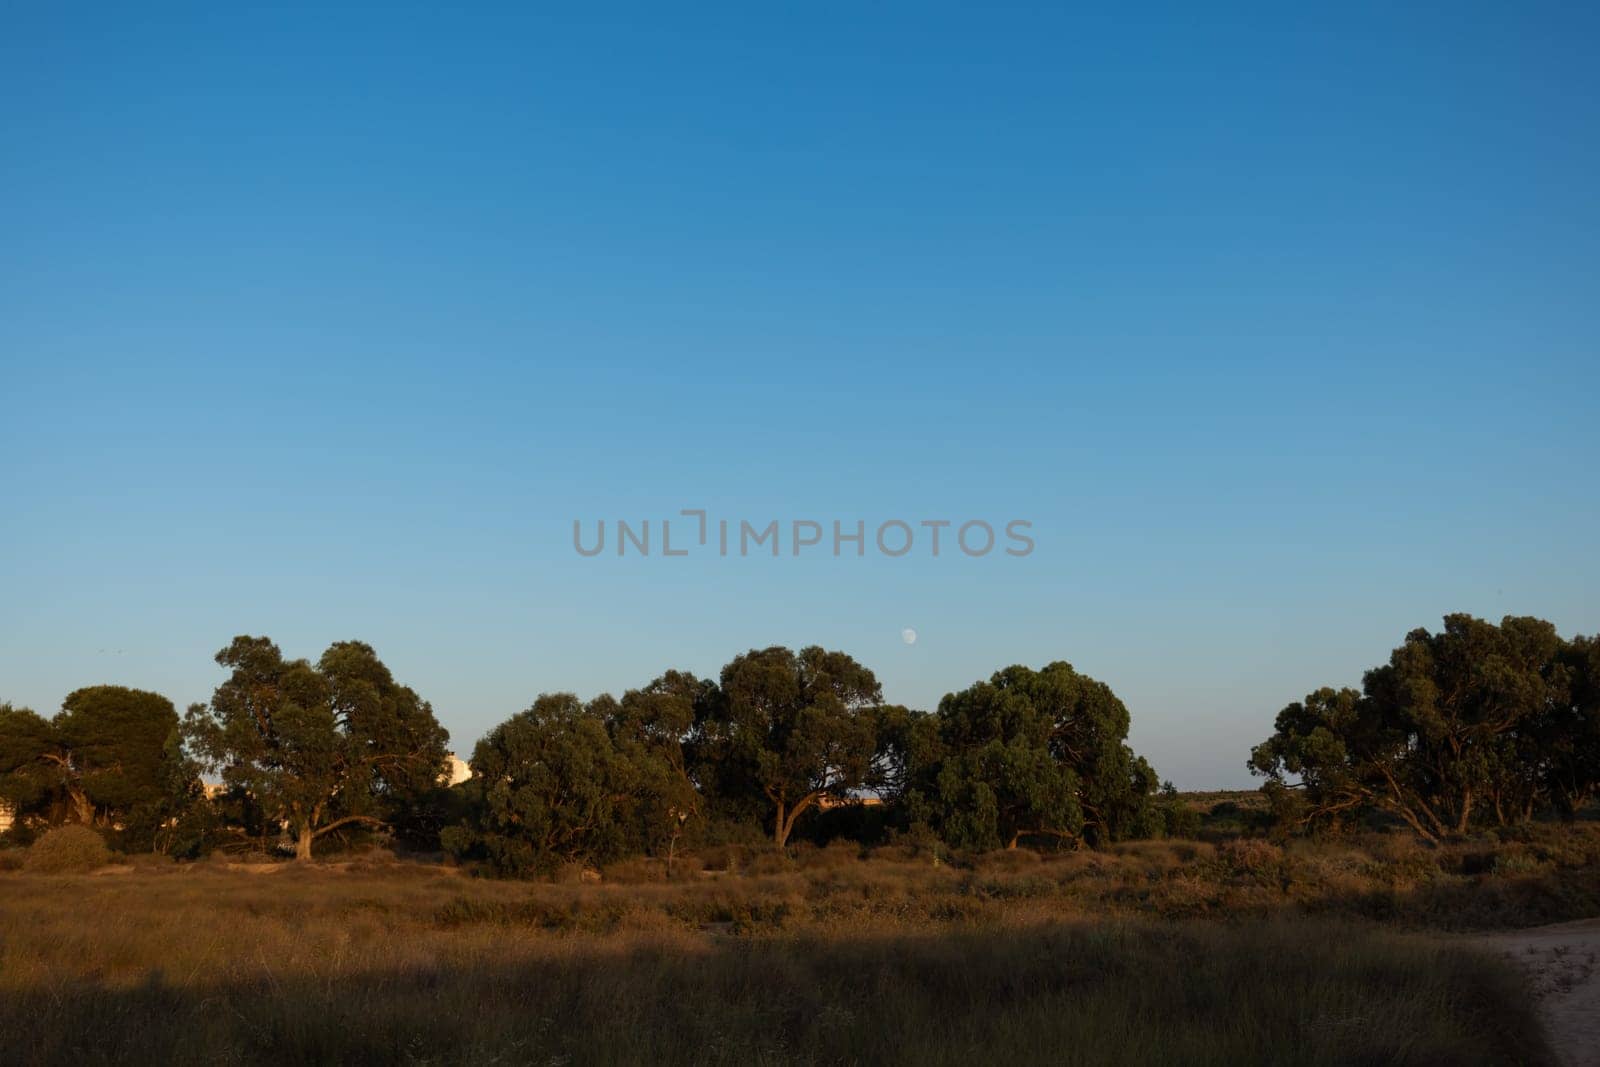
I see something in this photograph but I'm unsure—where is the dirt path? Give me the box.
[1481,919,1600,1067]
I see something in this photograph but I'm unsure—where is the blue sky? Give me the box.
[2,4,1596,787]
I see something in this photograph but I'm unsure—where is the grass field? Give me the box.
[5,826,1595,1065]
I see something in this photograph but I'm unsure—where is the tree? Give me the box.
[143,728,216,858]
[1156,781,1201,839]
[184,636,448,861]
[58,686,182,826]
[1029,664,1162,845]
[928,666,1083,850]
[604,671,712,867]
[1248,686,1388,835]
[923,662,1160,850]
[443,693,633,875]
[864,703,940,805]
[1250,614,1591,840]
[1094,751,1166,843]
[0,702,77,826]
[705,646,881,848]
[0,688,183,838]
[1545,635,1600,817]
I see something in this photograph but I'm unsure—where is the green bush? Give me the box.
[1491,849,1553,877]
[24,825,113,874]
[1162,799,1203,838]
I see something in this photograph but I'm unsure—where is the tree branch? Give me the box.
[312,814,385,839]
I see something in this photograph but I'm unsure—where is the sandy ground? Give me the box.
[1481,919,1600,1067]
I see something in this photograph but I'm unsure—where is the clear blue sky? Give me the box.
[3,4,1596,787]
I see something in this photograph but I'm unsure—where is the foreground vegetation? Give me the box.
[0,837,1573,1066]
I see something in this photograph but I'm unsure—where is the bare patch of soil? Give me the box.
[1483,919,1600,1067]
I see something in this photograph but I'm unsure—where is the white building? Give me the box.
[442,753,471,787]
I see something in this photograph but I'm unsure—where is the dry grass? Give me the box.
[1,828,1589,1065]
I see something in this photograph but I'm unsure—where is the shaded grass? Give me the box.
[0,915,1549,1065]
[0,862,1562,1065]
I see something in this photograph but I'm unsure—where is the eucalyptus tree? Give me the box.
[0,687,183,838]
[606,670,713,864]
[442,693,633,874]
[704,646,882,848]
[917,661,1165,850]
[185,636,449,861]
[1251,614,1594,839]
[1546,635,1600,817]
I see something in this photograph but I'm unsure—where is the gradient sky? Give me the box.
[3,4,1597,787]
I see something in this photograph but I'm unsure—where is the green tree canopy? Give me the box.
[1547,635,1600,816]
[184,636,448,860]
[605,670,713,863]
[443,693,633,875]
[863,703,939,805]
[0,701,78,825]
[704,646,882,848]
[0,687,183,839]
[58,686,180,815]
[921,662,1161,850]
[1250,614,1596,839]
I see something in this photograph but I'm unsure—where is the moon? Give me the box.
[901,628,918,646]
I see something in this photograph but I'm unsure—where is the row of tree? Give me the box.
[3,614,1596,867]
[0,638,1178,866]
[0,637,451,860]
[442,646,1185,873]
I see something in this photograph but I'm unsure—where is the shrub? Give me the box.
[974,847,1043,873]
[24,825,112,874]
[1161,801,1202,839]
[1491,850,1553,877]
[1217,839,1286,885]
[696,843,753,872]
[865,843,914,862]
[549,861,598,884]
[745,850,794,876]
[1367,833,1431,865]
[603,856,668,884]
[792,839,862,870]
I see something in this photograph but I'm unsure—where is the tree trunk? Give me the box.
[295,825,315,862]
[1559,787,1582,821]
[773,795,816,849]
[1455,790,1473,835]
[1384,799,1441,845]
[66,783,94,825]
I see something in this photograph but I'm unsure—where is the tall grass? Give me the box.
[0,860,1560,1065]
